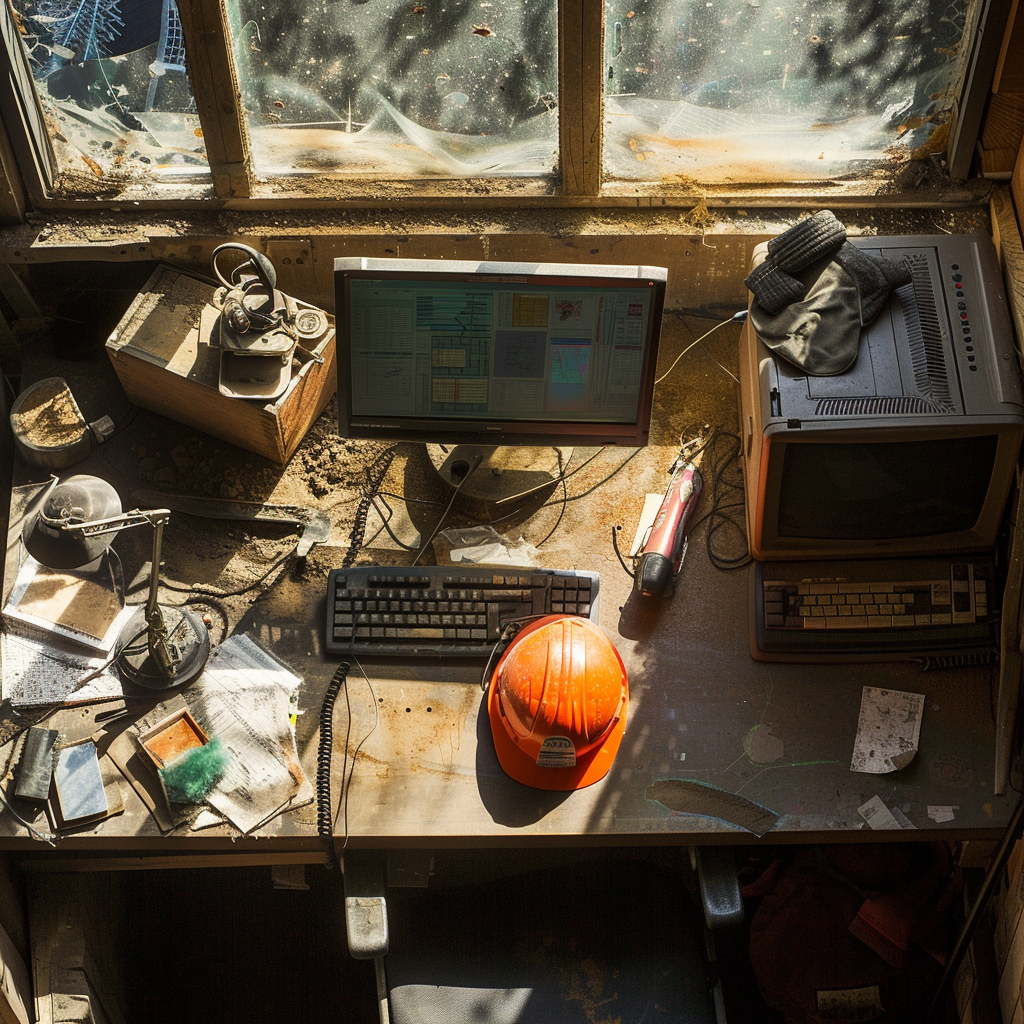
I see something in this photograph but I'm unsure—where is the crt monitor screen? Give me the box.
[777,435,999,541]
[335,258,667,447]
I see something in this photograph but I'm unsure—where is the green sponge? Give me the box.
[159,737,229,804]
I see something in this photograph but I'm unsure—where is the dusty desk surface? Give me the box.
[0,313,1016,851]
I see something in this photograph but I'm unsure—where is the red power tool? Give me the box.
[634,453,703,598]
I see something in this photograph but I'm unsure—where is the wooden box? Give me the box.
[105,265,336,464]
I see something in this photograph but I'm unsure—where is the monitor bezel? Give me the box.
[334,260,668,448]
[745,420,1023,560]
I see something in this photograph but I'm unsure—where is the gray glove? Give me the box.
[749,241,913,376]
[745,212,913,376]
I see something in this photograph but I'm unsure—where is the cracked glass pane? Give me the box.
[226,0,558,179]
[9,0,209,192]
[604,0,972,183]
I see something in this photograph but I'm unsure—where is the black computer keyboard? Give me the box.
[751,556,999,662]
[325,566,601,657]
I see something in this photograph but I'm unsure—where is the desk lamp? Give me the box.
[22,475,210,689]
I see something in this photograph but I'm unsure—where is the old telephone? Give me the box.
[211,243,331,400]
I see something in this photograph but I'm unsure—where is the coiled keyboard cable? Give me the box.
[316,447,396,867]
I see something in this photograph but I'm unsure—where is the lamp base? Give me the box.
[115,605,211,690]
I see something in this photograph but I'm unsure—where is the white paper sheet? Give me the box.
[182,634,312,835]
[850,686,925,774]
[1,620,126,707]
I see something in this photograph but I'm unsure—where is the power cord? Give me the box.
[688,430,752,571]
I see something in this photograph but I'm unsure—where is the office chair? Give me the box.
[344,846,742,1024]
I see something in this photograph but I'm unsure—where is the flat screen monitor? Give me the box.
[334,258,668,448]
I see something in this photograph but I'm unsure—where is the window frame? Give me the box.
[0,0,1010,216]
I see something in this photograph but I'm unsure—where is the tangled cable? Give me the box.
[694,430,752,571]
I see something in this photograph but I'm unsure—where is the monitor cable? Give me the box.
[654,310,747,386]
[481,447,642,544]
[410,452,484,566]
[316,446,397,868]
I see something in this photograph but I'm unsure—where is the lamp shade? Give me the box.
[23,475,123,569]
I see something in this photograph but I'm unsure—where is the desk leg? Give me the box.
[995,647,1022,796]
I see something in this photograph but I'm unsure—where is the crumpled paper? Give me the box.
[434,526,539,567]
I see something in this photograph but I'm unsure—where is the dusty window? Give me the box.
[0,0,996,201]
[226,0,559,179]
[604,0,970,183]
[9,0,209,190]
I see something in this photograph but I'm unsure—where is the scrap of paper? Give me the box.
[850,687,925,774]
[629,494,666,556]
[858,795,916,830]
[645,779,780,836]
[927,805,958,823]
[1,621,125,707]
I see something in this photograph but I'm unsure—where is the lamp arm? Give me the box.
[48,508,173,537]
[52,508,180,672]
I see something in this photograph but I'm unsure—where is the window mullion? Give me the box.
[176,0,252,199]
[559,0,603,196]
[0,0,54,208]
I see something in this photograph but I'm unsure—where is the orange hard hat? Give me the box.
[486,615,628,790]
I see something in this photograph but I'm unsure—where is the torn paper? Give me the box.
[182,634,312,834]
[858,795,916,830]
[850,687,925,774]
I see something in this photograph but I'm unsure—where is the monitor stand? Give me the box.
[427,444,573,505]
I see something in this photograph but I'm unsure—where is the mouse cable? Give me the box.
[336,656,379,852]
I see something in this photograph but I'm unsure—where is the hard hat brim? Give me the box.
[487,672,628,791]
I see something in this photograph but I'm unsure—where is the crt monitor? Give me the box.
[739,233,1024,561]
[333,258,668,450]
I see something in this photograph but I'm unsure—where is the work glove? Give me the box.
[745,211,913,376]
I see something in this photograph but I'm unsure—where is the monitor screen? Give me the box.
[777,436,999,541]
[335,258,667,447]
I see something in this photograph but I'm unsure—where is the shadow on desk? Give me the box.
[473,709,574,827]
